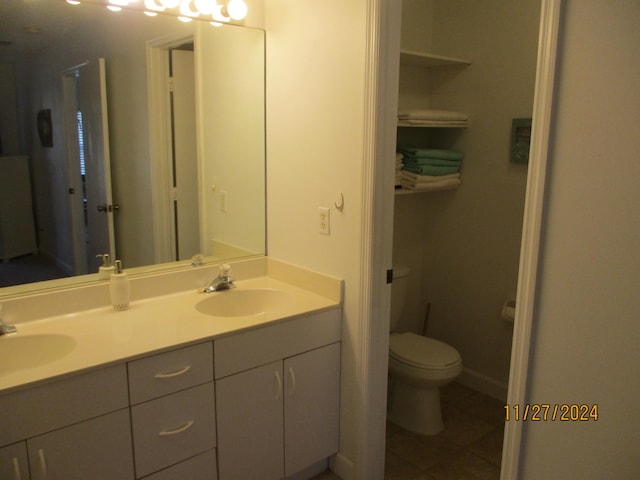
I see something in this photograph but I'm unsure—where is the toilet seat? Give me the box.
[390,332,461,370]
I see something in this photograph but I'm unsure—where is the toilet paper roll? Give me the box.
[501,299,516,323]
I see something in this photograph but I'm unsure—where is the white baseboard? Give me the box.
[457,368,508,402]
[329,452,355,480]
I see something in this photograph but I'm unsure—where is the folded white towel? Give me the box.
[400,177,461,192]
[397,109,469,121]
[401,171,461,184]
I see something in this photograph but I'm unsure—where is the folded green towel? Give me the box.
[403,157,462,167]
[397,147,464,161]
[402,164,460,175]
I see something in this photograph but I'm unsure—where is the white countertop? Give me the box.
[0,262,342,394]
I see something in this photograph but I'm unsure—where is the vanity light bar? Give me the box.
[66,0,247,23]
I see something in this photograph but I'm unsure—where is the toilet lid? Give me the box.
[390,332,461,369]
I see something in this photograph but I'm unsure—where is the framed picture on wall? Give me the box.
[510,118,532,164]
[37,109,53,147]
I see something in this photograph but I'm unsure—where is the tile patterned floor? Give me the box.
[314,382,505,480]
[385,382,505,480]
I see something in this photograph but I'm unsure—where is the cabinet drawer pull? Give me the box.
[12,457,22,480]
[157,420,195,436]
[288,367,297,395]
[38,449,48,477]
[154,365,191,379]
[274,370,282,400]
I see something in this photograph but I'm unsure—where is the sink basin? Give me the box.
[196,288,294,317]
[0,334,76,373]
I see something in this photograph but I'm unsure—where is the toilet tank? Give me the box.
[390,265,410,331]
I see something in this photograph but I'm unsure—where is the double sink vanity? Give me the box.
[0,257,343,480]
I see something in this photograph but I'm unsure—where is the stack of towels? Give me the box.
[397,109,468,127]
[395,152,403,186]
[397,147,463,192]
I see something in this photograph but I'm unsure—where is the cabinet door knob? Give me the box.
[38,449,48,477]
[12,457,22,480]
[288,367,297,396]
[274,370,282,400]
[157,420,195,436]
[154,365,191,379]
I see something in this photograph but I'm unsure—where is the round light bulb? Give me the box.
[180,0,200,17]
[225,0,247,20]
[211,5,230,22]
[194,0,215,15]
[160,0,181,8]
[144,0,165,12]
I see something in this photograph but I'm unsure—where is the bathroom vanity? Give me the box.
[0,258,342,480]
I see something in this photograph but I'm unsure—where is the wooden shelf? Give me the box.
[400,50,471,68]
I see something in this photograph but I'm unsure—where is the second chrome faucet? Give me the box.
[203,264,236,293]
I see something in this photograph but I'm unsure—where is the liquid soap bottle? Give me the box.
[97,253,115,280]
[110,260,130,311]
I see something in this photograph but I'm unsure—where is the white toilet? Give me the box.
[387,265,463,435]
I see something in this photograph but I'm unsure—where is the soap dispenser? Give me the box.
[110,260,130,311]
[96,254,115,280]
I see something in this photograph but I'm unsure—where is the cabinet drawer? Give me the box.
[131,383,216,478]
[214,308,341,378]
[0,442,30,480]
[128,342,213,404]
[0,365,128,447]
[142,450,217,480]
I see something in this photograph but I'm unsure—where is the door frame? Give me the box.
[147,33,195,264]
[62,65,87,275]
[361,0,563,479]
[61,58,116,275]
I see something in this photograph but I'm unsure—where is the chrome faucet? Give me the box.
[0,318,17,336]
[203,264,236,293]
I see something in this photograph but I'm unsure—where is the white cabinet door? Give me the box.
[216,342,341,480]
[284,343,341,477]
[216,361,284,480]
[27,409,134,480]
[0,442,30,480]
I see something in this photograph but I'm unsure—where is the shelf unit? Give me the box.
[396,51,471,195]
[399,50,471,69]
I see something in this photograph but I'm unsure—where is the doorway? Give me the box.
[62,58,116,275]
[362,0,562,478]
[147,36,201,264]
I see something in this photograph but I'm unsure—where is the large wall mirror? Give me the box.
[0,0,266,297]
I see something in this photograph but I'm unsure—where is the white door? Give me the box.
[63,58,116,274]
[171,48,200,261]
[284,343,341,476]
[26,410,134,480]
[216,361,284,480]
[0,442,30,480]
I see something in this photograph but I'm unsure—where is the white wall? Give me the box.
[393,0,540,398]
[519,1,640,477]
[197,24,265,257]
[264,0,368,473]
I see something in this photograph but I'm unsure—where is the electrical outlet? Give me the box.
[220,190,227,212]
[319,207,330,235]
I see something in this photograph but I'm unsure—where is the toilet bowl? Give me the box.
[387,266,462,435]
